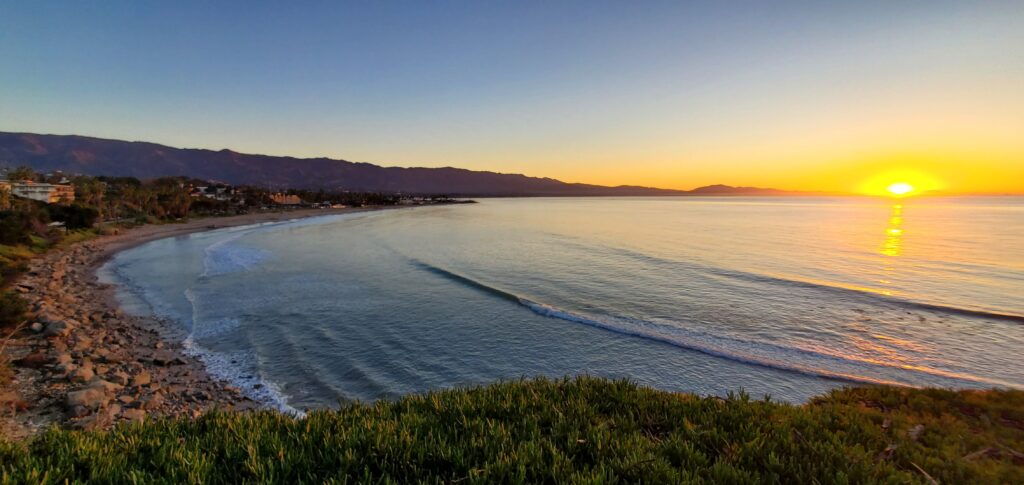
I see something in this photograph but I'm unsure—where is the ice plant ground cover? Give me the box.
[1,376,1022,483]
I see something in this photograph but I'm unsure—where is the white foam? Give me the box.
[201,233,271,277]
[181,345,306,417]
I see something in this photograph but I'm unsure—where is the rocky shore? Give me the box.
[0,207,390,440]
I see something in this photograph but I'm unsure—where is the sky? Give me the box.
[1,1,1022,194]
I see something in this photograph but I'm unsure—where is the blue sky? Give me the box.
[2,1,1022,191]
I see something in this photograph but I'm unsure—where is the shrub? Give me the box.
[46,204,99,230]
[0,212,33,246]
[0,291,28,330]
[0,378,1021,483]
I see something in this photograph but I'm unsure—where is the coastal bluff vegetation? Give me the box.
[2,377,1023,483]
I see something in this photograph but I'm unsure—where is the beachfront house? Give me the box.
[8,180,76,204]
[271,193,303,205]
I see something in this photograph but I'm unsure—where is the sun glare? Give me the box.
[857,169,943,197]
[886,182,914,197]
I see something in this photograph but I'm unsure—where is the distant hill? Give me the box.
[0,132,805,196]
[686,184,797,196]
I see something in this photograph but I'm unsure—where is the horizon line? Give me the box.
[1,129,1022,197]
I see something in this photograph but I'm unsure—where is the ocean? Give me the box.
[100,197,1024,413]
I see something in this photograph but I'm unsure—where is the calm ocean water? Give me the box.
[102,197,1024,412]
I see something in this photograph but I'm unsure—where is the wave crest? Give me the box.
[412,259,1016,388]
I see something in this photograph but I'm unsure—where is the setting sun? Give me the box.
[887,182,915,197]
[856,169,945,197]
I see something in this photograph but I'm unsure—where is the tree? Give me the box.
[6,166,36,182]
[47,204,99,230]
[0,185,9,211]
[72,177,106,218]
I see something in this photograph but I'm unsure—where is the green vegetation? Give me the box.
[1,377,1020,483]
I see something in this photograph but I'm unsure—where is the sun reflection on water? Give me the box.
[881,204,904,258]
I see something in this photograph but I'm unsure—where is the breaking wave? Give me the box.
[412,260,1016,389]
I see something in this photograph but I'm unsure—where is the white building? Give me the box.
[9,181,75,204]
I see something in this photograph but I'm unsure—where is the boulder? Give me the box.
[140,393,164,410]
[66,387,108,412]
[0,391,29,411]
[87,378,123,393]
[13,351,50,369]
[131,370,151,387]
[121,408,146,422]
[151,351,179,366]
[108,371,130,386]
[43,320,74,338]
[99,349,124,364]
[69,365,95,383]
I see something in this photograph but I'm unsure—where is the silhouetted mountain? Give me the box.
[0,132,691,196]
[0,132,809,196]
[686,184,798,195]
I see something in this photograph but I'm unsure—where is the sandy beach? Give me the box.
[0,206,395,440]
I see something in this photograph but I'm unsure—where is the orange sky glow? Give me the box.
[2,3,1022,195]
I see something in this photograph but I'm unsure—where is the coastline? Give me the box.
[1,206,398,440]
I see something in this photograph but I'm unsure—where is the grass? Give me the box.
[1,377,1021,484]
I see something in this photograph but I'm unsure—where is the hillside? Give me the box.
[0,132,690,196]
[2,377,1022,483]
[0,132,812,197]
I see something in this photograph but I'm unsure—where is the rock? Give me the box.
[117,395,135,405]
[67,405,90,418]
[95,348,122,363]
[43,320,74,338]
[0,391,29,409]
[37,311,61,325]
[140,393,164,410]
[152,352,177,366]
[108,371,130,386]
[29,322,44,333]
[54,352,72,366]
[13,351,50,369]
[131,371,151,387]
[66,387,109,412]
[72,337,93,352]
[87,378,123,393]
[122,408,146,422]
[69,365,95,383]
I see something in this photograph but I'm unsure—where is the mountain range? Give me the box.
[0,132,801,196]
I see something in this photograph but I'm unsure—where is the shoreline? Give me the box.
[1,206,400,440]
